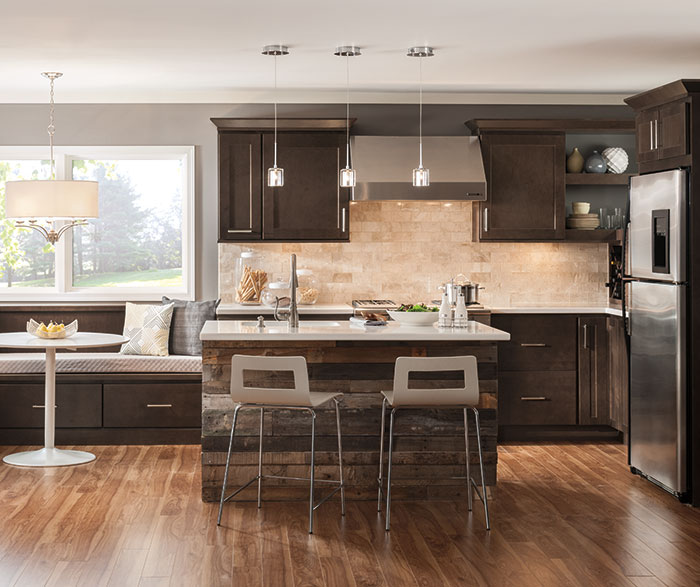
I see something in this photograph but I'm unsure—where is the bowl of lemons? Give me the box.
[27,319,78,339]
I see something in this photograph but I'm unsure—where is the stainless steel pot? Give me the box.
[439,282,484,305]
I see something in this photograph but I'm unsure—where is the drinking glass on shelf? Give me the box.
[599,208,608,229]
[613,208,623,229]
[606,215,615,230]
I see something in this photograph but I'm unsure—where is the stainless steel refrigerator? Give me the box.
[627,169,689,498]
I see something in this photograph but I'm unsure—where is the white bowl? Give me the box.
[387,310,439,326]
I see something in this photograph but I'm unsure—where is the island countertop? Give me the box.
[200,319,510,342]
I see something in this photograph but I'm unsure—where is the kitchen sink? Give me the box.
[240,320,342,328]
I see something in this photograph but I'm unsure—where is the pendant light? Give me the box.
[407,46,434,187]
[5,73,99,244]
[262,45,289,187]
[334,46,361,188]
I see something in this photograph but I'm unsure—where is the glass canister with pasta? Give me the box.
[234,250,268,305]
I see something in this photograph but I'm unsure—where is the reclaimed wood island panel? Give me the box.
[200,320,510,502]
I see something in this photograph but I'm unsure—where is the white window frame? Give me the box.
[0,146,195,302]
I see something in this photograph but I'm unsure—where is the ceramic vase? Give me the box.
[585,150,606,174]
[602,147,629,174]
[566,147,584,173]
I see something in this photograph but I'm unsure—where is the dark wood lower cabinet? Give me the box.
[607,316,629,440]
[578,317,610,425]
[0,374,201,445]
[0,384,101,428]
[499,371,577,426]
[494,313,627,441]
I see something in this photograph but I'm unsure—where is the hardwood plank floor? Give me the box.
[0,443,698,587]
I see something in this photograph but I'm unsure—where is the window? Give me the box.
[0,146,194,301]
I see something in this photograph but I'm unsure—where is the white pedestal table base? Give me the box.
[3,447,96,467]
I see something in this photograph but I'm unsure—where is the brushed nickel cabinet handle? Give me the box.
[650,120,654,150]
[520,343,546,347]
[146,404,173,408]
[520,396,547,401]
[583,323,588,349]
[654,119,659,150]
[32,404,57,409]
[483,207,489,232]
[342,208,346,233]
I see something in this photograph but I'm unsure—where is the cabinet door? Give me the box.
[658,101,689,161]
[635,109,659,164]
[578,317,610,425]
[478,133,565,241]
[262,132,350,241]
[607,316,629,437]
[218,132,262,241]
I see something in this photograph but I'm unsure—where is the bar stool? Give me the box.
[217,354,345,534]
[377,355,490,531]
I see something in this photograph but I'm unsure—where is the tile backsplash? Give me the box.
[219,201,609,307]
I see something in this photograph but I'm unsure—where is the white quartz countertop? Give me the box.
[217,303,353,315]
[201,319,510,342]
[490,306,623,316]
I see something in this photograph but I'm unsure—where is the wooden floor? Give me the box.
[0,444,699,587]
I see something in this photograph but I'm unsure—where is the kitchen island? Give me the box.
[200,319,510,502]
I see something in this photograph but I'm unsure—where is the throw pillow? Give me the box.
[120,302,174,357]
[162,296,220,356]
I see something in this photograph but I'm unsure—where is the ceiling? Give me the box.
[2,0,700,104]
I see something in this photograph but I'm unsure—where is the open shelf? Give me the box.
[565,229,623,243]
[566,173,634,186]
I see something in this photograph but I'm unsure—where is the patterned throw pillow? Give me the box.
[120,302,175,357]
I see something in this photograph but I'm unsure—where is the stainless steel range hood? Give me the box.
[350,136,486,201]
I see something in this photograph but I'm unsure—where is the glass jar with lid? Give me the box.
[261,279,291,307]
[296,269,320,305]
[234,249,268,305]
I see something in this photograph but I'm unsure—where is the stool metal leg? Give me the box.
[377,397,387,512]
[257,407,264,508]
[464,408,473,512]
[334,398,346,516]
[309,409,317,534]
[385,408,396,531]
[217,404,241,526]
[472,407,490,530]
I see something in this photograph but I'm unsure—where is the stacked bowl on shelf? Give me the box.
[566,201,599,230]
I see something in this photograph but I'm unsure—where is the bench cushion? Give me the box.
[0,353,201,374]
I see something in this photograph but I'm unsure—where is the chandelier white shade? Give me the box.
[3,72,99,244]
[5,180,98,219]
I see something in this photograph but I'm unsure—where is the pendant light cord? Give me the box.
[418,56,423,169]
[273,54,278,168]
[345,55,350,169]
[48,76,56,180]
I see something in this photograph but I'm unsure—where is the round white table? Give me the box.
[0,332,128,467]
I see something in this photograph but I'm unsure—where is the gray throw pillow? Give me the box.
[162,297,220,356]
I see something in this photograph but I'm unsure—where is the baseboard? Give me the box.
[498,425,624,443]
[0,428,201,445]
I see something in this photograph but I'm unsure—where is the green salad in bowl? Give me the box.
[388,303,440,326]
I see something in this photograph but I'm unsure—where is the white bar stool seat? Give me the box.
[217,355,345,534]
[377,355,490,531]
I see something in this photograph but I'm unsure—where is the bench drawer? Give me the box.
[499,371,577,426]
[103,383,201,428]
[0,384,102,428]
[492,314,577,371]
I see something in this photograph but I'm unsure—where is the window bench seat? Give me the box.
[0,352,202,445]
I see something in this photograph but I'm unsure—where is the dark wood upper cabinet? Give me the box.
[262,132,349,241]
[659,101,688,160]
[635,109,659,165]
[213,118,352,242]
[477,133,565,241]
[218,132,262,241]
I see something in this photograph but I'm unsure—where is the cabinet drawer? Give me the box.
[103,383,201,428]
[499,371,577,426]
[492,314,577,371]
[0,384,101,428]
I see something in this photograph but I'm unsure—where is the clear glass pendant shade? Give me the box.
[267,166,284,187]
[413,166,430,187]
[340,167,356,188]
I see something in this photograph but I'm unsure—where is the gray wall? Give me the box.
[0,102,633,299]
